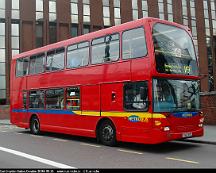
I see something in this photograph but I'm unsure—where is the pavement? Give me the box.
[0,119,215,145]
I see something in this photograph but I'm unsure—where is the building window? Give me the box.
[36,22,43,48]
[49,0,57,43]
[211,0,216,35]
[113,0,121,25]
[83,0,90,24]
[70,0,79,24]
[167,0,173,22]
[36,0,44,21]
[49,22,57,44]
[11,21,20,56]
[0,0,5,18]
[83,25,90,34]
[203,0,214,91]
[11,0,20,19]
[103,0,111,26]
[142,0,148,17]
[182,0,188,26]
[49,0,56,22]
[71,24,78,37]
[158,0,165,20]
[132,0,138,20]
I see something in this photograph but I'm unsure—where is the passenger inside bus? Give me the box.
[132,87,148,110]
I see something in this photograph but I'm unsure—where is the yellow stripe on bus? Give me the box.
[73,111,166,119]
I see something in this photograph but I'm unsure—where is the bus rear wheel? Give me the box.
[99,120,117,146]
[30,116,40,135]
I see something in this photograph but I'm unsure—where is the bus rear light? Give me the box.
[163,126,170,131]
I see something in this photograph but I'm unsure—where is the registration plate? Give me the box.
[182,132,192,138]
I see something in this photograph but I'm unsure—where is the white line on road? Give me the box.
[166,157,199,164]
[30,135,43,138]
[80,143,101,148]
[53,138,68,142]
[0,131,8,133]
[118,149,143,155]
[0,146,76,169]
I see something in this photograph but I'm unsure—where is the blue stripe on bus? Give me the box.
[172,112,198,118]
[12,109,75,115]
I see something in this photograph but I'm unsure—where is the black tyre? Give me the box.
[30,116,40,135]
[99,120,117,146]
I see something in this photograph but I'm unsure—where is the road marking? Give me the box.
[0,146,76,169]
[0,131,8,133]
[30,135,43,138]
[166,157,199,164]
[117,149,143,155]
[53,138,68,142]
[80,143,101,148]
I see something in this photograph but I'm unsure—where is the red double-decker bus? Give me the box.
[10,17,204,146]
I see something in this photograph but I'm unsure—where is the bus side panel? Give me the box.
[79,85,101,130]
[10,61,27,126]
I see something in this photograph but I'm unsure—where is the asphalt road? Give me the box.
[0,124,215,169]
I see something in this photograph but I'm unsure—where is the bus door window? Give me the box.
[122,27,147,60]
[124,81,148,111]
[66,87,80,111]
[91,33,119,64]
[29,90,45,109]
[46,89,64,109]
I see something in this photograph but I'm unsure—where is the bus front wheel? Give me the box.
[30,116,40,135]
[99,120,117,146]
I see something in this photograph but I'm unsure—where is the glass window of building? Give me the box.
[83,0,90,24]
[0,0,5,19]
[203,0,215,91]
[49,0,56,22]
[11,22,20,56]
[132,0,138,20]
[103,0,111,26]
[158,0,165,20]
[70,0,79,24]
[113,0,121,25]
[167,0,173,22]
[11,0,20,19]
[182,0,189,26]
[36,0,44,21]
[142,0,148,17]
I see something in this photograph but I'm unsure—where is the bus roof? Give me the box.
[12,17,189,60]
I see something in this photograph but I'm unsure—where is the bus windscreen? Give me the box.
[153,23,198,76]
